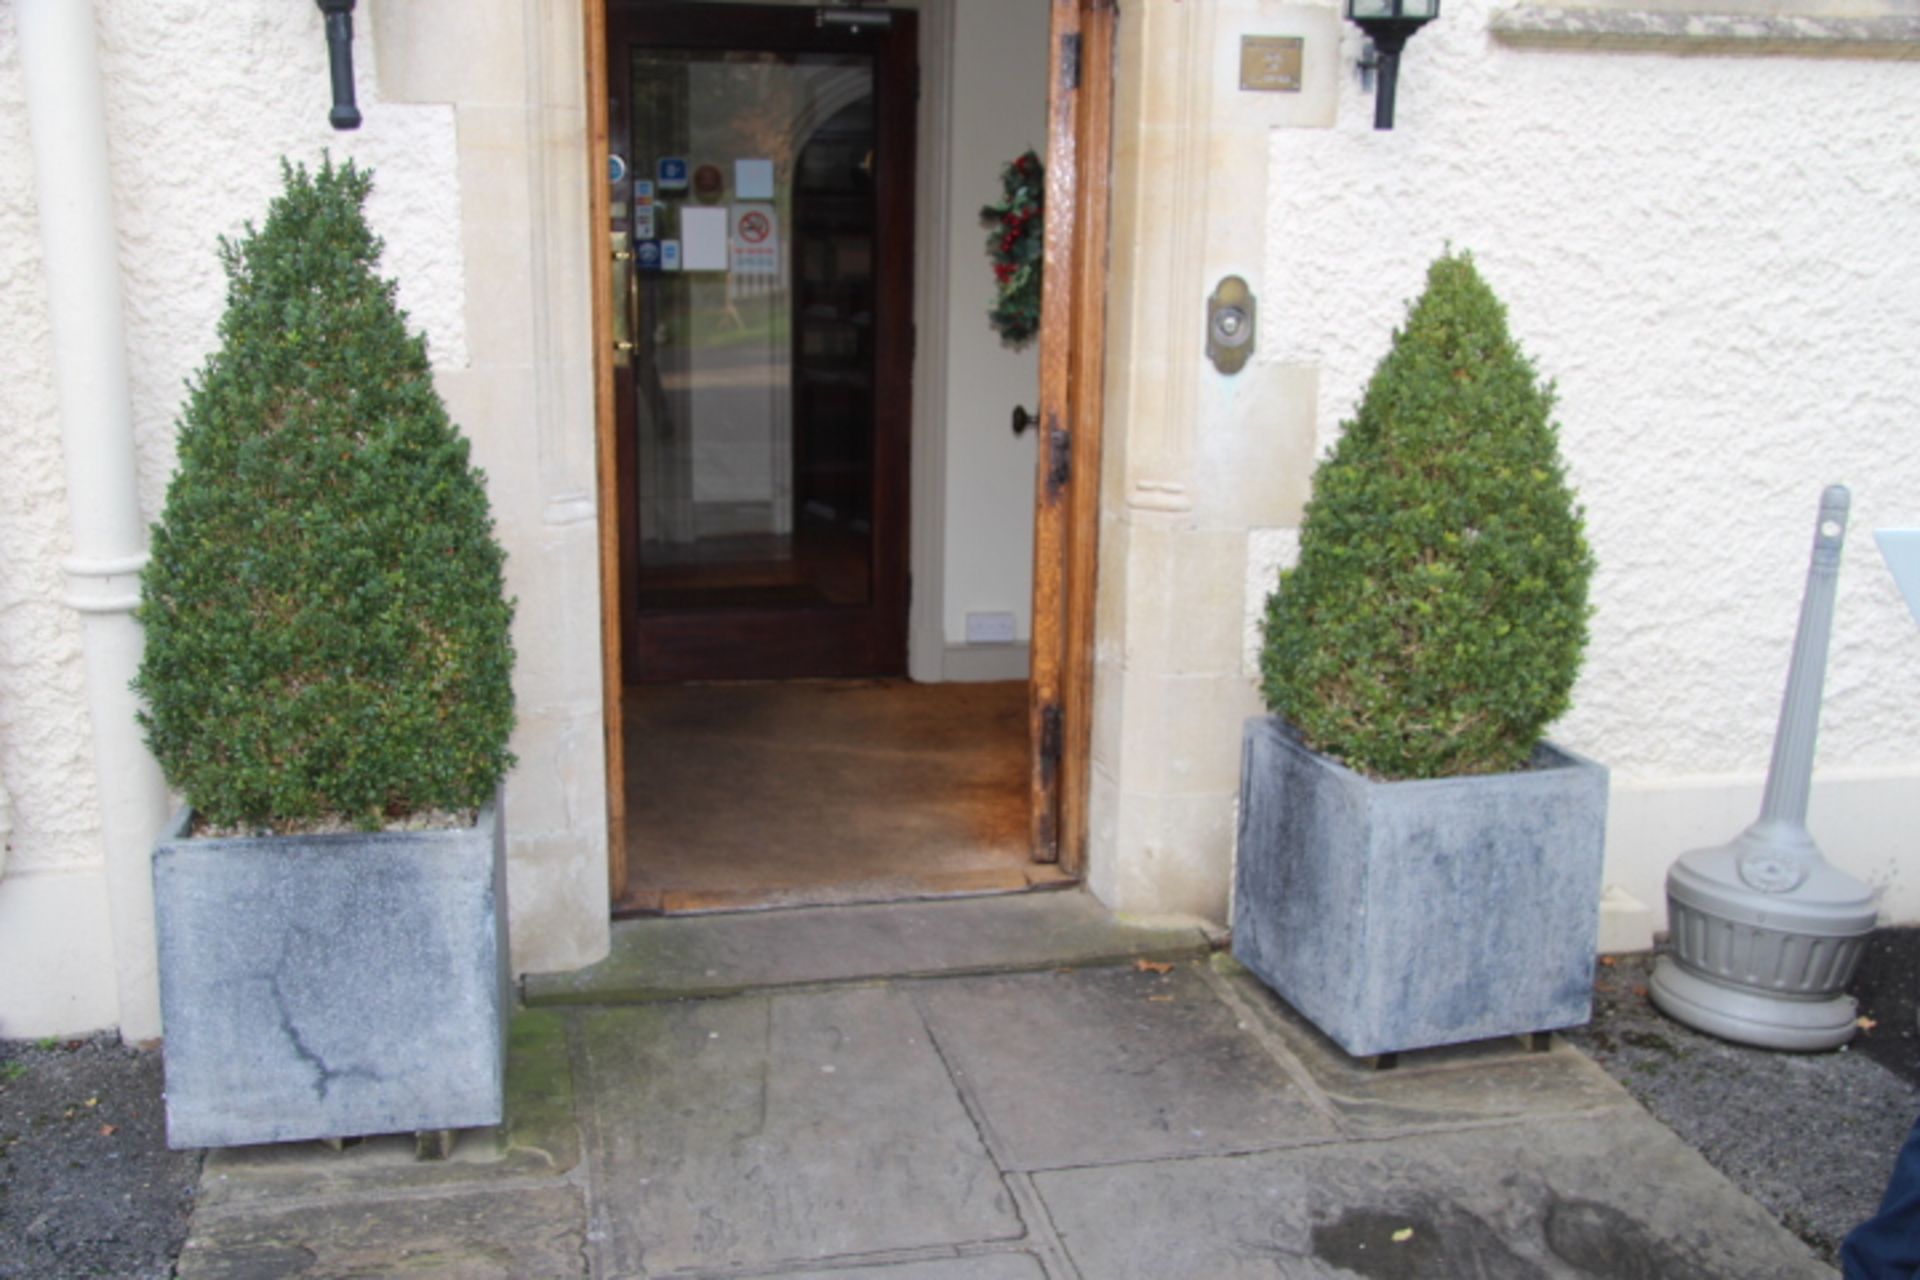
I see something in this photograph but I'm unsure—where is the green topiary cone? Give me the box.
[135,158,516,830]
[1260,251,1593,780]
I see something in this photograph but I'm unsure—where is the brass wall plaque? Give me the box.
[1240,36,1304,93]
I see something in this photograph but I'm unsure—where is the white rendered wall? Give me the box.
[938,0,1048,663]
[0,0,608,1035]
[1246,0,1920,945]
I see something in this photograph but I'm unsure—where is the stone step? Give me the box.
[522,890,1217,1006]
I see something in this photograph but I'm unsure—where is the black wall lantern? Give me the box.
[1347,0,1439,131]
[315,0,361,131]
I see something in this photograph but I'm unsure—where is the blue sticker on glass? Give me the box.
[660,240,681,272]
[609,154,628,184]
[636,239,663,272]
[657,157,689,191]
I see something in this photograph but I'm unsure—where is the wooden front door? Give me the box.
[1028,0,1114,873]
[608,3,918,683]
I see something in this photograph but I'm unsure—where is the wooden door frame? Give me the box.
[586,0,1116,902]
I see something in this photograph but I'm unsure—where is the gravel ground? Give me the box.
[1564,929,1920,1269]
[0,1035,199,1280]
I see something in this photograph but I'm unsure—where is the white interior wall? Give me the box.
[937,0,1048,668]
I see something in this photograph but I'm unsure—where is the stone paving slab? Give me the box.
[781,1255,1048,1279]
[917,961,1338,1171]
[1209,956,1637,1136]
[1034,1111,1834,1279]
[526,891,1213,1005]
[575,987,1024,1276]
[175,1183,589,1279]
[177,934,1832,1280]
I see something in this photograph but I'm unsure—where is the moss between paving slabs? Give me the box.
[501,1008,578,1171]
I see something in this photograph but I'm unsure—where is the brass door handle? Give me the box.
[612,230,634,368]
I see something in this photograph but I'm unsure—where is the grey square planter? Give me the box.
[153,800,509,1149]
[1232,717,1608,1059]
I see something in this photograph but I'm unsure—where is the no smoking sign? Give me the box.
[729,204,780,276]
[736,210,772,244]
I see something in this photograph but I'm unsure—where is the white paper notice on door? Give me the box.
[735,158,776,201]
[680,206,729,272]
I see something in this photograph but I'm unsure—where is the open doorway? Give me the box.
[590,0,1109,915]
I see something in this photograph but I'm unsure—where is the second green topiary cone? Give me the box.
[1260,251,1593,780]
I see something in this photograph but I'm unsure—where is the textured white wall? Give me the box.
[0,4,104,882]
[0,0,462,1033]
[940,0,1049,647]
[1248,0,1920,928]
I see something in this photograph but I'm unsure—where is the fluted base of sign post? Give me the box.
[1649,840,1875,1052]
[1649,956,1860,1051]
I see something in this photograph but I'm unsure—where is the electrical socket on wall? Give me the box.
[965,611,1018,645]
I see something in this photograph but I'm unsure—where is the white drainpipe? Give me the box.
[17,0,171,1043]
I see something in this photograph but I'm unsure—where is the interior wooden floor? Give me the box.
[618,679,1067,915]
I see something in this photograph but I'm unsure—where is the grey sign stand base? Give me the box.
[1651,488,1879,1052]
[1650,959,1859,1051]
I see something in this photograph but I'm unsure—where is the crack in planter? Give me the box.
[267,933,384,1103]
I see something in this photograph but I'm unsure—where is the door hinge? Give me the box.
[1040,702,1065,779]
[1046,416,1071,500]
[1060,32,1082,92]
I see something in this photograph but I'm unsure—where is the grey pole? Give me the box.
[1649,485,1879,1051]
[1740,486,1848,893]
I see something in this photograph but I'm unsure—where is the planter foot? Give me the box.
[415,1128,457,1161]
[1369,1052,1399,1071]
[1526,1031,1554,1053]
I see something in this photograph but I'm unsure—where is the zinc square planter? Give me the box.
[153,800,510,1150]
[1232,717,1609,1059]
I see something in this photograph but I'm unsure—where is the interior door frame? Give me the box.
[604,3,918,685]
[587,0,1115,901]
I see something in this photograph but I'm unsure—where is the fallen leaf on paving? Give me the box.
[1631,985,1648,998]
[1147,995,1175,1003]
[1858,1016,1879,1032]
[99,1124,117,1137]
[85,1097,98,1108]
[1392,1228,1414,1243]
[1134,959,1174,974]
[1598,956,1617,967]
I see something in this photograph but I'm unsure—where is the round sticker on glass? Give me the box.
[693,164,725,204]
[609,154,628,185]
